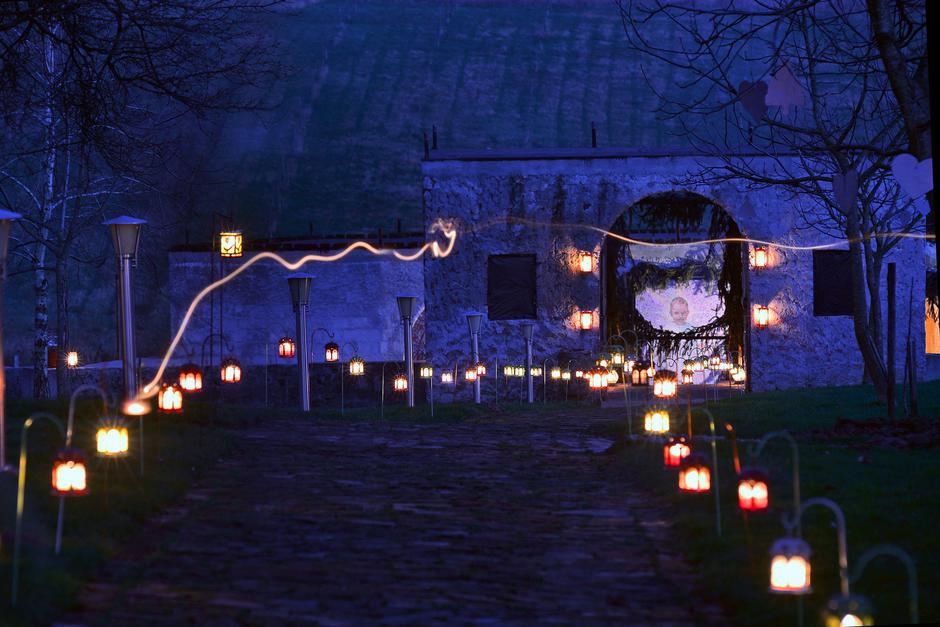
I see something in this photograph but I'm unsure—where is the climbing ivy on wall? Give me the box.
[605,192,745,357]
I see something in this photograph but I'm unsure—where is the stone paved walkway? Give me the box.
[66,410,726,626]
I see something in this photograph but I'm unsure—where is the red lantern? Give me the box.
[52,448,88,496]
[278,337,295,359]
[221,357,242,383]
[393,373,408,392]
[578,310,593,330]
[588,367,608,389]
[678,454,711,493]
[663,436,691,467]
[465,366,478,382]
[178,363,203,392]
[158,382,183,413]
[325,341,339,362]
[737,466,770,511]
[476,362,487,377]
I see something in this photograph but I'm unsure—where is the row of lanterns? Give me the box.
[640,408,877,626]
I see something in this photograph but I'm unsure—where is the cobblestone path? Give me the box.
[68,411,726,625]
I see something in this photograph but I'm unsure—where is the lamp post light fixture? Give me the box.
[755,305,771,329]
[219,230,243,258]
[278,337,296,359]
[769,536,813,594]
[737,465,770,512]
[663,435,691,467]
[104,216,146,402]
[220,357,242,384]
[287,273,314,412]
[325,341,340,363]
[578,251,594,273]
[178,363,204,392]
[466,312,483,404]
[157,382,183,413]
[65,351,79,368]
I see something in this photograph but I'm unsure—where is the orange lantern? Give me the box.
[663,436,691,467]
[95,418,130,458]
[587,367,608,389]
[737,466,770,511]
[178,363,203,392]
[157,382,183,413]
[349,356,365,376]
[476,362,487,377]
[753,246,768,269]
[578,251,593,273]
[66,351,79,368]
[52,448,88,496]
[681,370,694,384]
[653,373,677,398]
[324,341,339,363]
[578,310,593,330]
[465,366,478,382]
[769,536,812,594]
[393,373,409,392]
[219,230,243,257]
[575,368,585,379]
[220,357,242,383]
[755,305,770,328]
[644,409,670,434]
[278,337,295,359]
[678,454,711,492]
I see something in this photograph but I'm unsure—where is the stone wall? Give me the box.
[168,248,425,367]
[421,152,926,391]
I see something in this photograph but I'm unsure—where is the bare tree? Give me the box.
[0,1,287,397]
[618,0,929,402]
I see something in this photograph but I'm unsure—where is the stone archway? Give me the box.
[601,191,748,378]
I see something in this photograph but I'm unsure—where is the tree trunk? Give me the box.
[846,215,888,402]
[32,259,50,399]
[55,256,68,398]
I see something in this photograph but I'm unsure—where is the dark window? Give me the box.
[813,250,854,316]
[487,254,537,320]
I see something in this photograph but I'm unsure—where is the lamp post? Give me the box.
[467,312,482,404]
[287,273,314,412]
[397,296,417,408]
[103,216,146,402]
[522,322,534,403]
[0,209,21,471]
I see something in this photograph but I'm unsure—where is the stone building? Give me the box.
[420,147,926,392]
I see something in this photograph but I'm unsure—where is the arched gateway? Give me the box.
[417,146,923,393]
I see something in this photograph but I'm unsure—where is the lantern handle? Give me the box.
[792,497,850,598]
[749,430,801,537]
[66,384,110,447]
[850,543,918,624]
[689,407,721,537]
[12,413,66,606]
[199,332,234,367]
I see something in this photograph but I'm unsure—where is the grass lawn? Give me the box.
[596,380,940,626]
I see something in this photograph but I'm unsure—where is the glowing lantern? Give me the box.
[561,370,571,381]
[681,370,694,384]
[441,371,454,384]
[644,409,669,434]
[611,350,624,366]
[578,251,593,273]
[645,364,656,380]
[588,368,608,389]
[631,363,649,386]
[678,454,711,492]
[530,366,542,377]
[324,341,339,363]
[66,351,79,368]
[737,466,770,511]
[575,368,585,379]
[419,365,434,379]
[178,363,203,392]
[663,435,691,467]
[550,367,561,379]
[692,358,705,372]
[823,595,874,627]
[596,354,610,368]
[465,366,478,382]
[219,231,243,257]
[278,337,295,359]
[754,246,768,269]
[755,305,770,329]
[606,368,619,385]
[95,418,129,457]
[52,448,88,496]
[476,362,487,377]
[220,357,242,383]
[578,310,593,330]
[730,366,747,384]
[503,365,514,377]
[653,373,677,398]
[349,356,365,376]
[514,365,526,378]
[393,373,409,392]
[625,356,636,372]
[709,355,721,369]
[769,536,812,594]
[157,382,183,413]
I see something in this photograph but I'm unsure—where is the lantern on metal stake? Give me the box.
[769,536,812,594]
[178,363,203,392]
[95,418,130,457]
[678,453,711,493]
[324,341,339,363]
[220,357,242,384]
[52,448,88,496]
[663,435,691,467]
[278,337,295,359]
[737,466,770,511]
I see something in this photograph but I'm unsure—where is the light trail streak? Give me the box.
[140,221,456,398]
